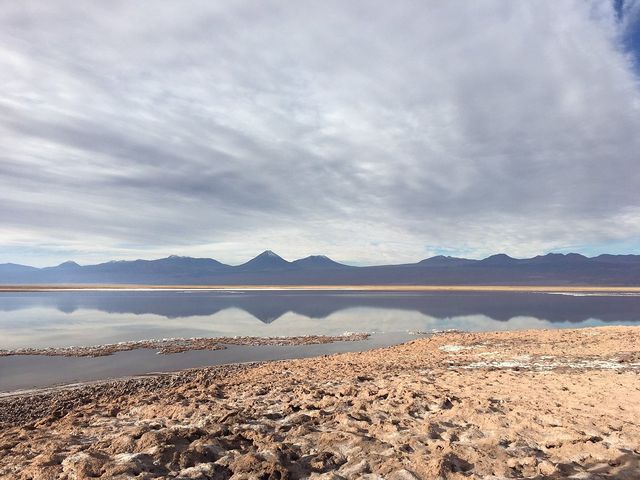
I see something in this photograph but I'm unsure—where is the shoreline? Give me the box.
[0,332,444,397]
[0,324,634,401]
[0,332,420,393]
[2,283,640,292]
[1,326,639,479]
[0,363,265,401]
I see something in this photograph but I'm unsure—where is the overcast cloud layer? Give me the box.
[1,0,640,266]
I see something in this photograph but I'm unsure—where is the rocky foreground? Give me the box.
[1,327,639,479]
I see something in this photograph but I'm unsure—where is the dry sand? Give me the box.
[0,326,639,479]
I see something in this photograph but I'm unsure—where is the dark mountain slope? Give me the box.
[1,252,639,285]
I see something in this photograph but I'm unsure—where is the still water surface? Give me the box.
[1,290,639,391]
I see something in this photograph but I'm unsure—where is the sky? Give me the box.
[1,1,640,267]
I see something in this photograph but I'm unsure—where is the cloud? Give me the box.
[0,0,639,266]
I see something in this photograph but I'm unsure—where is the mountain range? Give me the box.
[1,251,640,285]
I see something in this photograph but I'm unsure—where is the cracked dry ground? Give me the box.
[1,326,639,479]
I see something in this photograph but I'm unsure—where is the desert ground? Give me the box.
[0,327,639,479]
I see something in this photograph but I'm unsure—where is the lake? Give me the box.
[1,289,639,391]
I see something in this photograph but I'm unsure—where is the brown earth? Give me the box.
[1,326,639,479]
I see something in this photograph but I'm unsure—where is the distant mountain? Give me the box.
[92,255,230,273]
[527,253,589,265]
[292,255,348,269]
[0,263,39,274]
[237,250,291,271]
[592,254,640,265]
[55,261,81,269]
[478,253,520,266]
[1,251,640,285]
[418,255,474,266]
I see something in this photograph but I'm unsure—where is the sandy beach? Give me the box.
[1,326,639,479]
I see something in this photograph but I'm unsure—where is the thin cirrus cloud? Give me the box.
[0,0,639,267]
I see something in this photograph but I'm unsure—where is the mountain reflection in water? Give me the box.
[1,290,639,349]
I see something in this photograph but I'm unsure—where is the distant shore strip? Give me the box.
[1,284,640,292]
[0,333,371,358]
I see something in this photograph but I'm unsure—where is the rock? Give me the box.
[338,459,370,477]
[61,452,106,478]
[537,460,556,475]
[308,473,346,479]
[389,468,421,480]
[230,453,291,479]
[103,452,158,476]
[438,453,473,474]
[177,462,231,479]
[304,451,346,472]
